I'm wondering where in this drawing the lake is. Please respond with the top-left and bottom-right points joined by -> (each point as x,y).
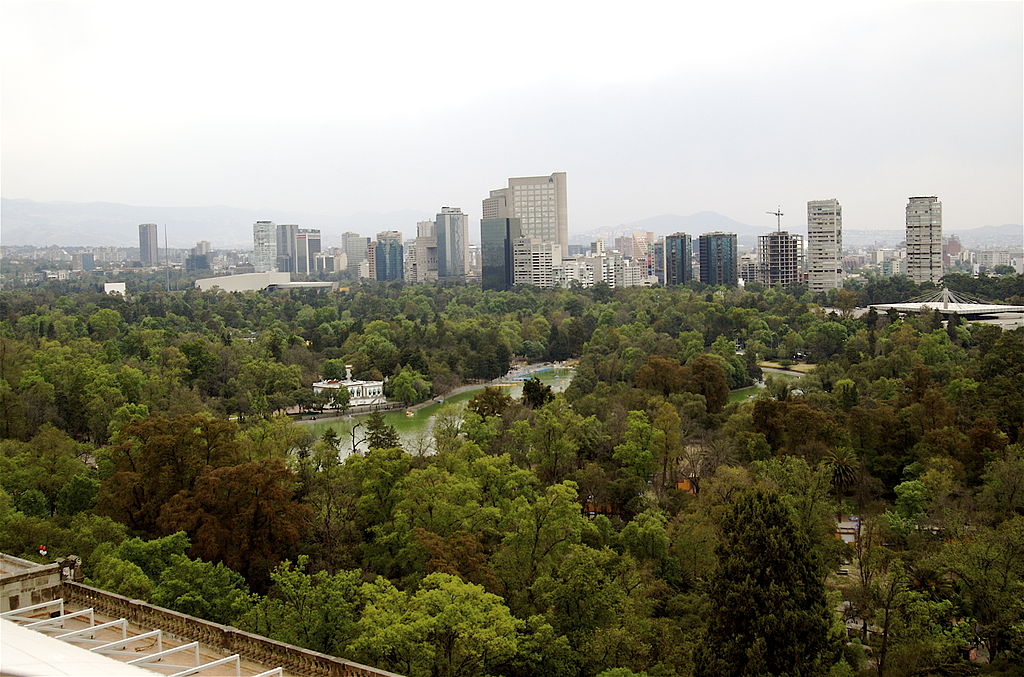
301,367 -> 575,455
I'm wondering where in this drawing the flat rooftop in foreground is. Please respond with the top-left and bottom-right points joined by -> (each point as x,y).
2,618 -> 154,676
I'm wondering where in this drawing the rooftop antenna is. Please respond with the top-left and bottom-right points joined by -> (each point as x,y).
767,206 -> 784,232
164,224 -> 171,292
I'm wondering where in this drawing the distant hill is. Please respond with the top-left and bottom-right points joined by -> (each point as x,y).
0,199 -> 432,248
574,212 -> 1022,250
572,211 -> 770,247
2,199 -> 1020,251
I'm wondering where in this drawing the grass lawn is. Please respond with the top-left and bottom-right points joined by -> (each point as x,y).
728,386 -> 761,403
757,360 -> 816,373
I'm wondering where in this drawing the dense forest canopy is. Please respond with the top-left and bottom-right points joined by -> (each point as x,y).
1,276 -> 1022,676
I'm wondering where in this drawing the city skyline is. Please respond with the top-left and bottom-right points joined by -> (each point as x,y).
2,2 -> 1021,235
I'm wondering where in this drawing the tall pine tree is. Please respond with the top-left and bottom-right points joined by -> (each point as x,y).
696,489 -> 840,676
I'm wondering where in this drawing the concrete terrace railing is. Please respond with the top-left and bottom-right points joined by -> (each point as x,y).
61,581 -> 404,677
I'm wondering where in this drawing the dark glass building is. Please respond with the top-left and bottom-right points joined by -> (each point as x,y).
375,232 -> 404,281
698,232 -> 738,286
664,232 -> 693,286
481,217 -> 522,290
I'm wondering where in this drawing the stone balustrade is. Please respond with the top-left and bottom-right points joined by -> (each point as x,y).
61,582 -> 403,677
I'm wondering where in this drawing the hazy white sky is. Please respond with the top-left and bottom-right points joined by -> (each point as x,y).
2,0 -> 1022,232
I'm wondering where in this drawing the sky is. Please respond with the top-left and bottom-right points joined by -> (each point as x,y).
2,0 -> 1022,234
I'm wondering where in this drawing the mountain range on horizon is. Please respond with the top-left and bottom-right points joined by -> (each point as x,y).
1,198 -> 1020,251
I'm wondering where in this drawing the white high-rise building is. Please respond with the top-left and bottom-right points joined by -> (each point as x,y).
512,238 -> 562,287
253,221 -> 277,272
807,199 -> 843,293
906,196 -> 943,284
486,172 -> 568,256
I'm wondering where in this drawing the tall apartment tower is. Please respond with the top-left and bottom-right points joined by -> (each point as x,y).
664,233 -> 693,286
906,196 -> 943,284
253,221 -> 277,272
807,199 -> 843,293
375,231 -> 404,282
697,232 -> 738,286
485,172 -> 568,256
436,207 -> 469,279
139,223 -> 158,266
758,232 -> 803,287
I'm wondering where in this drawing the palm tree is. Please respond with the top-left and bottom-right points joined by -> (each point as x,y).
824,446 -> 859,516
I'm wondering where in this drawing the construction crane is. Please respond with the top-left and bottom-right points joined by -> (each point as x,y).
767,206 -> 784,231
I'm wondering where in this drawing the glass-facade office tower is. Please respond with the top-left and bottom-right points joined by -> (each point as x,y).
664,233 -> 693,286
275,225 -> 321,274
906,196 -> 943,284
481,217 -> 523,290
436,207 -> 469,279
375,231 -> 404,281
697,232 -> 738,286
807,199 -> 843,293
139,223 -> 158,266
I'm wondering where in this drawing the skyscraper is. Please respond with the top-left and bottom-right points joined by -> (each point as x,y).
406,221 -> 439,283
664,233 -> 693,286
481,216 -> 523,290
293,229 -> 321,275
436,207 -> 469,279
807,199 -> 843,293
697,232 -> 738,286
485,172 -> 568,256
906,196 -> 943,284
139,223 -> 158,266
273,225 -> 321,274
375,231 -> 404,281
758,232 -> 803,287
341,232 -> 369,278
253,221 -> 277,272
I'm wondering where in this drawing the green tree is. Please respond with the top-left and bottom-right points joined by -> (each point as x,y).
152,554 -> 252,625
493,481 -> 586,615
522,376 -> 554,409
613,411 -> 658,481
365,411 -> 401,451
240,556 -> 364,656
390,367 -> 432,406
696,489 -> 840,676
352,572 -> 521,677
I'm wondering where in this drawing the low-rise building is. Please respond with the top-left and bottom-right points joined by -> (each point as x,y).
313,366 -> 386,407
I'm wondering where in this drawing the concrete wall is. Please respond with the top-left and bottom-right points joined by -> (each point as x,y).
195,271 -> 290,292
1,555 -> 62,613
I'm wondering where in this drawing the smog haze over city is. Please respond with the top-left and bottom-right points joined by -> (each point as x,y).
2,0 -> 1022,241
